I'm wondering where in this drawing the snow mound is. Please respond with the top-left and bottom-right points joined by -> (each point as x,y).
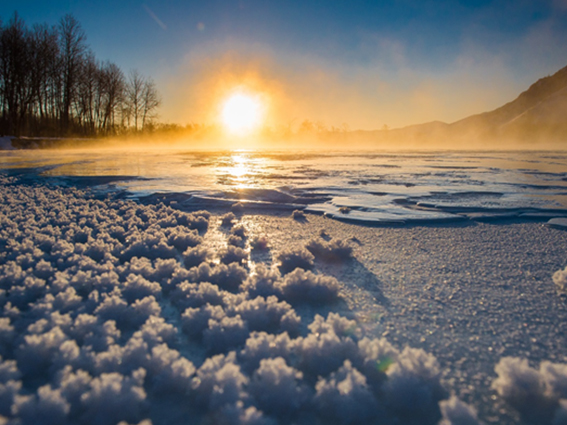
553,266 -> 567,293
439,396 -> 481,425
305,237 -> 354,262
276,247 -> 314,274
493,356 -> 567,424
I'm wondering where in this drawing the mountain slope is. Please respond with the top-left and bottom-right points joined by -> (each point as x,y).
448,65 -> 567,144
351,65 -> 567,148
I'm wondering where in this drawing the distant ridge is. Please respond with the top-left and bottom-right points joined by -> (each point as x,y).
351,64 -> 567,148
449,64 -> 567,143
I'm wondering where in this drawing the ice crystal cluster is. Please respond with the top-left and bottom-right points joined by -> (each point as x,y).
2,175 -> 564,425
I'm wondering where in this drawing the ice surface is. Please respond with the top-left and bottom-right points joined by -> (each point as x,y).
548,217 -> 567,229
1,150 -> 567,225
1,150 -> 567,424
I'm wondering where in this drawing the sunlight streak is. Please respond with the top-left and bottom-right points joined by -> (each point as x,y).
214,152 -> 271,190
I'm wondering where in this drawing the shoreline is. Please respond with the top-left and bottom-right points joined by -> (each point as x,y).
2,135 -> 567,152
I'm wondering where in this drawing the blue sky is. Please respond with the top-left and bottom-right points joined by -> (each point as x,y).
2,0 -> 567,129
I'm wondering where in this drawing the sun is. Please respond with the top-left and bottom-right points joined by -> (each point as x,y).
221,92 -> 264,136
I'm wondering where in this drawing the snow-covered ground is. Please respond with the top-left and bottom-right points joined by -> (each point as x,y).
1,173 -> 567,425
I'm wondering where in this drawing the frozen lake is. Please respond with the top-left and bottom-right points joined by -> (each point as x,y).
1,149 -> 567,425
1,149 -> 567,224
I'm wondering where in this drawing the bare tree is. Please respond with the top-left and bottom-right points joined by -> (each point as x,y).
28,23 -> 60,134
141,77 -> 160,130
59,14 -> 86,134
0,12 -> 33,136
99,61 -> 124,134
124,69 -> 145,131
76,51 -> 98,134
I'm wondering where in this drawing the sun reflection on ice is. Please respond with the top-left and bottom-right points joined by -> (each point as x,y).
230,154 -> 250,181
216,151 -> 269,191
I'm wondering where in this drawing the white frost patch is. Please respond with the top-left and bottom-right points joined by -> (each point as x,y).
553,266 -> 567,293
439,396 -> 481,425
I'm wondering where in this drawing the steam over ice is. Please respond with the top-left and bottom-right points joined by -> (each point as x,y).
0,174 -> 564,425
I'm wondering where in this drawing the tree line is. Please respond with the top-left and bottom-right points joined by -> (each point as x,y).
0,12 -> 160,137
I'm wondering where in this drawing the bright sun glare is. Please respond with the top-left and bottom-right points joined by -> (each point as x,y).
221,92 -> 263,135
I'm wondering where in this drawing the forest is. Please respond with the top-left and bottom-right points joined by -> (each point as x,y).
0,12 -> 160,138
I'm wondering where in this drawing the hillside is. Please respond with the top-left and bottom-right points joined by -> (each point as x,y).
449,64 -> 567,144
353,65 -> 567,148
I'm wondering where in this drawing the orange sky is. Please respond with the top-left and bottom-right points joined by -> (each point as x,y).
160,40 -> 552,131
